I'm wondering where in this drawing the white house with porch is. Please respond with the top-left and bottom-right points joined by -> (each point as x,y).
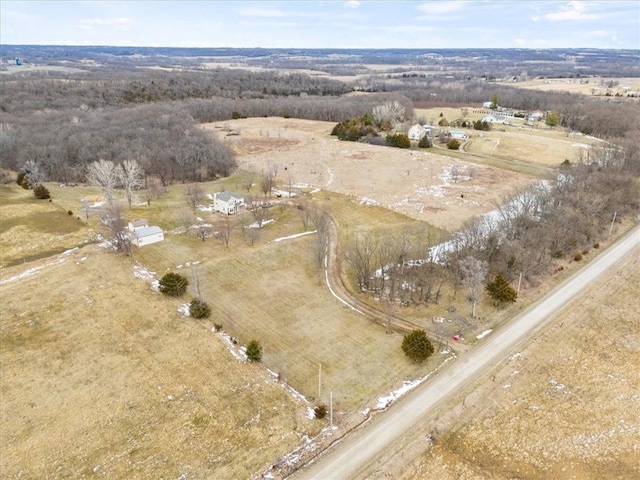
213,191 -> 246,215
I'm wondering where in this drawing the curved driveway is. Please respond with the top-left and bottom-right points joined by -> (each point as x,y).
295,224 -> 640,479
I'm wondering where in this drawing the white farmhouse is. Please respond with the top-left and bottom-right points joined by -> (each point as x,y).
131,226 -> 164,247
213,191 -> 246,215
407,123 -> 425,141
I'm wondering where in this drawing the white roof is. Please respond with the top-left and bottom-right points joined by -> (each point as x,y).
134,226 -> 163,238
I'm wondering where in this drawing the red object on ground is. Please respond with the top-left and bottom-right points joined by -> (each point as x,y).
452,335 -> 460,342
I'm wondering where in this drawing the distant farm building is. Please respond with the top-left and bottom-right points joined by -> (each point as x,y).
213,191 -> 246,215
450,130 -> 467,140
408,124 -> 426,141
527,110 -> 545,122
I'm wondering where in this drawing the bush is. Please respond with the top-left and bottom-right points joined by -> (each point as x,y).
213,323 -> 223,332
386,133 -> 410,149
16,172 -> 26,187
486,273 -> 517,304
20,176 -> 31,190
246,340 -> 262,362
447,139 -> 461,150
158,272 -> 189,297
401,329 -> 434,363
33,184 -> 51,199
67,210 -> 73,215
418,136 -> 432,148
314,404 -> 328,419
189,298 -> 211,319
574,252 -> 583,261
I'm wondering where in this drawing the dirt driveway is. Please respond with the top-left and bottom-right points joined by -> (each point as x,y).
202,118 -> 533,232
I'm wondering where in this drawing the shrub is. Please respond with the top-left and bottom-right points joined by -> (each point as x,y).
401,329 -> 434,363
33,184 -> 51,199
213,323 -> 223,332
314,404 -> 328,419
593,243 -> 600,249
67,210 -> 73,215
386,133 -> 410,149
16,172 -> 26,187
438,118 -> 449,126
486,273 -> 517,304
189,298 -> 211,319
418,136 -> 432,148
246,340 -> 262,362
20,176 -> 31,189
447,139 -> 461,150
158,272 -> 189,297
574,252 -> 583,261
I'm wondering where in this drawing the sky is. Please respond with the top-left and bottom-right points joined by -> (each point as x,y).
1,1 -> 639,49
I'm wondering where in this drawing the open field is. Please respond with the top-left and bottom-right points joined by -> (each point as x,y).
367,243 -> 640,480
0,245 -> 314,479
203,117 -> 536,232
497,77 -> 640,97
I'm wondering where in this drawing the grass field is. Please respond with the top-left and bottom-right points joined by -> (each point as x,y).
0,246 -> 312,479
387,245 -> 640,480
496,77 -> 640,97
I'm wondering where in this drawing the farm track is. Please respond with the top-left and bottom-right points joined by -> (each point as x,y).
433,140 -> 553,178
323,213 -> 465,353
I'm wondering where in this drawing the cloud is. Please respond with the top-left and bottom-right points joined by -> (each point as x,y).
78,17 -> 132,31
345,0 -> 361,8
416,1 -> 467,15
533,1 -> 597,22
237,7 -> 287,18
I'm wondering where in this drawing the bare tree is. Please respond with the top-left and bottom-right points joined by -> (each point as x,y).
22,158 -> 46,184
185,183 -> 204,210
459,256 -> 487,318
144,175 -> 165,206
372,101 -> 406,129
248,197 -> 269,229
214,215 -> 233,247
117,159 -> 145,208
87,159 -> 118,205
101,201 -> 131,255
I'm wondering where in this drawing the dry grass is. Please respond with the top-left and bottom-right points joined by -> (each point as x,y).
0,185 -> 93,268
395,246 -> 640,480
202,117 -> 534,232
0,246 -> 312,479
496,77 -> 640,97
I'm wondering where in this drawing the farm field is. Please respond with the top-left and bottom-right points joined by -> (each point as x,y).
367,244 -> 640,480
0,245 -> 313,479
203,117 -> 536,232
496,77 -> 640,97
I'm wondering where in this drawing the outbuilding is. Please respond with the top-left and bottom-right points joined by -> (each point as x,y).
131,226 -> 164,247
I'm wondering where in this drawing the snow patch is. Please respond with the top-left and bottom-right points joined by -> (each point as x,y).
476,329 -> 493,339
271,230 -> 317,243
0,248 -> 78,285
178,304 -> 191,317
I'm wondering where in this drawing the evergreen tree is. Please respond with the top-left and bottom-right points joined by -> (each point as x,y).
246,340 -> 262,362
486,273 -> 517,304
33,184 -> 51,199
158,272 -> 189,297
401,329 -> 434,363
189,298 -> 211,319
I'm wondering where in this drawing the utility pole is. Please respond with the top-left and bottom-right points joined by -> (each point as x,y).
517,272 -> 523,294
330,391 -> 333,428
608,211 -> 617,238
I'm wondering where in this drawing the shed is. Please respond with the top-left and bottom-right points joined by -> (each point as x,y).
450,130 -> 467,140
131,226 -> 164,247
128,218 -> 148,232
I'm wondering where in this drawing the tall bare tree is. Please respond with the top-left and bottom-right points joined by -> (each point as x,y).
87,159 -> 118,205
117,159 -> 145,207
101,201 -> 131,255
144,175 -> 165,206
459,256 -> 487,318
